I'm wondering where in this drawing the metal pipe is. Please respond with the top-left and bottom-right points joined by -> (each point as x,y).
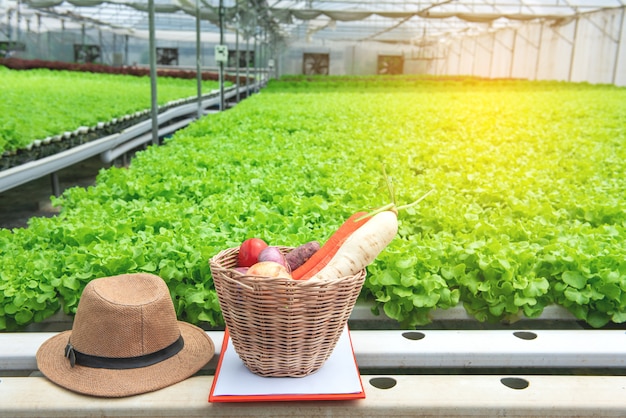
235,7 -> 240,103
81,23 -> 85,51
101,118 -> 194,163
534,23 -> 544,81
124,34 -> 129,66
457,39 -> 463,75
50,172 -> 60,197
509,28 -> 517,78
246,34 -> 250,95
219,0 -> 225,111
148,0 -> 159,145
488,33 -> 495,78
568,16 -> 580,82
612,7 -> 625,85
16,0 -> 21,43
7,9 -> 12,42
196,0 -> 202,119
98,29 -> 103,64
254,30 -> 259,90
472,37 -> 478,76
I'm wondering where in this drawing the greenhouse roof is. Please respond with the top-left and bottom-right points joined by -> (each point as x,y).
3,0 -> 625,44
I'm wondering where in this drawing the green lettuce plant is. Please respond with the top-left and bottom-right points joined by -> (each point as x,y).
1,76 -> 625,330
0,66 -> 222,154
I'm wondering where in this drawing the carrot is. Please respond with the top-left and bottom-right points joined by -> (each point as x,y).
291,211 -> 372,280
295,188 -> 435,281
310,210 -> 399,281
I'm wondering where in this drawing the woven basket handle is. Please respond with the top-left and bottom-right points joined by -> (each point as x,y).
219,271 -> 255,291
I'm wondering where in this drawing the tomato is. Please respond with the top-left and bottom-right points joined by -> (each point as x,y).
237,238 -> 269,267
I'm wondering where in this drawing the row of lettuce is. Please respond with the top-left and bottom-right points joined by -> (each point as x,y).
0,66 -> 222,155
1,76 -> 625,330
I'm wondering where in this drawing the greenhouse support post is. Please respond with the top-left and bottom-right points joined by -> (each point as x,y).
568,16 -> 580,82
235,15 -> 240,103
124,34 -> 129,66
612,6 -> 625,85
254,30 -> 259,91
6,8 -> 11,42
253,13 -> 259,89
149,0 -> 158,145
16,0 -> 21,43
219,0 -> 225,111
488,32 -> 495,78
350,45 -> 355,75
534,23 -> 544,81
98,30 -> 102,64
265,28 -> 269,81
472,37 -> 478,76
195,0 -> 202,119
246,35 -> 250,95
262,27 -> 267,81
252,13 -> 259,93
251,33 -> 255,88
457,40 -> 463,75
81,24 -> 85,50
509,28 -> 517,78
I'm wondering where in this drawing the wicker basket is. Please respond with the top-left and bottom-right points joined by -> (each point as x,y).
209,246 -> 366,377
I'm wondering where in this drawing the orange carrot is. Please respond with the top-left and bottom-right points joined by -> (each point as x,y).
292,188 -> 435,281
311,210 -> 398,281
291,211 -> 372,280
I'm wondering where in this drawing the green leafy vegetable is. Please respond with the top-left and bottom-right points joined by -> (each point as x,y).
0,66 -> 222,154
1,76 -> 625,329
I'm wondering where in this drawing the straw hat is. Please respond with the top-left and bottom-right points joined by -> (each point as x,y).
36,273 -> 215,397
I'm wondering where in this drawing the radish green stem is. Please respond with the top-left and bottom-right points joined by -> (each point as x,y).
396,189 -> 435,211
354,189 -> 435,222
354,203 -> 395,221
382,164 -> 396,206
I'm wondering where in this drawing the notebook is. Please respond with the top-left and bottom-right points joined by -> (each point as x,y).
209,325 -> 365,402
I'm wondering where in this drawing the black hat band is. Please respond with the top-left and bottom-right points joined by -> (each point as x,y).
64,335 -> 184,369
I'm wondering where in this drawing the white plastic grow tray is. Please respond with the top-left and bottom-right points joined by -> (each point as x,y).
2,299 -> 625,417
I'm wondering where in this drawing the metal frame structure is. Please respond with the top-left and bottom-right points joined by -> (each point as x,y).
2,1 -> 624,84
2,1 -> 625,45
0,82 -> 264,194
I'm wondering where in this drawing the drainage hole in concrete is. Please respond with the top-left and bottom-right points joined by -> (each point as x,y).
402,331 -> 426,341
500,377 -> 529,390
369,377 -> 397,390
513,331 -> 537,340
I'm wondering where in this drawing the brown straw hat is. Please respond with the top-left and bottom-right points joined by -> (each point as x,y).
36,273 -> 214,397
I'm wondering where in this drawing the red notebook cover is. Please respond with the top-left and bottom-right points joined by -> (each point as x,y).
209,326 -> 366,403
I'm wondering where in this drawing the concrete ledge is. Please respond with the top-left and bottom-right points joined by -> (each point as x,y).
2,328 -> 626,416
3,329 -> 625,372
1,375 -> 625,417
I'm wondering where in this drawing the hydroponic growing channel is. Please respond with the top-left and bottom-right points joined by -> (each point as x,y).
0,66 -> 224,156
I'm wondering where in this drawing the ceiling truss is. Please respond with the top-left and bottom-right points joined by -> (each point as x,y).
1,0 -> 624,45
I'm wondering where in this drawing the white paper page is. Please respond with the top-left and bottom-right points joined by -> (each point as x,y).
212,327 -> 362,396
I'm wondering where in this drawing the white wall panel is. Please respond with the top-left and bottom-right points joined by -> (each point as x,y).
535,20 -> 571,82
445,42 -> 462,76
571,8 -> 624,84
491,29 -> 514,78
472,35 -> 494,77
430,8 -> 625,86
510,24 -> 541,80
458,37 -> 477,75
